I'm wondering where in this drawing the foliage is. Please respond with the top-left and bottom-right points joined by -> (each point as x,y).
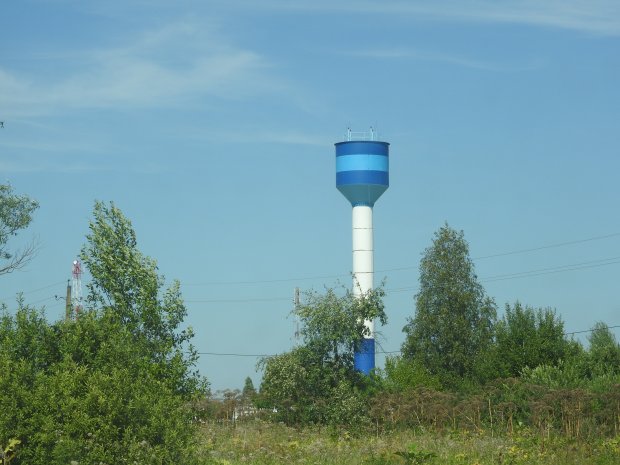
369,376 -> 620,440
295,286 -> 387,367
258,286 -> 386,428
488,302 -> 570,379
383,356 -> 442,392
242,376 -> 257,406
194,420 -> 620,464
260,347 -> 365,428
0,184 -> 39,275
0,201 -> 207,464
394,444 -> 436,465
1,439 -> 20,464
587,322 -> 620,378
81,201 -> 195,363
402,224 -> 496,387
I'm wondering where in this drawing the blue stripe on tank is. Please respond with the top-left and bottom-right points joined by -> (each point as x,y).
335,141 -> 389,157
336,154 -> 388,173
354,338 -> 375,375
336,170 -> 389,186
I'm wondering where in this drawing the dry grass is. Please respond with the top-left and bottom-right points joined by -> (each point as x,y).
195,420 -> 620,465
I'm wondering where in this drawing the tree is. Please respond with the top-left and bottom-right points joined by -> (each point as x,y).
0,201 -> 208,464
382,356 -> 441,392
295,286 -> 387,369
259,286 -> 386,427
401,224 -> 496,387
80,201 -> 196,376
491,302 -> 569,378
0,184 -> 38,275
242,376 -> 256,402
587,322 -> 620,377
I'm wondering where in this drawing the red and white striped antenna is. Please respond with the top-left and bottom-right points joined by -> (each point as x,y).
71,259 -> 83,316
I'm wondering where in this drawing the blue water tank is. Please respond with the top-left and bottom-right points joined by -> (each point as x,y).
335,140 -> 389,207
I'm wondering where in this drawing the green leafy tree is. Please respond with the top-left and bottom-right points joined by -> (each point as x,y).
490,302 -> 568,378
383,356 -> 441,392
587,322 -> 620,377
401,224 -> 496,387
259,286 -> 386,427
0,201 -> 208,464
81,202 -> 191,352
0,184 -> 38,275
242,376 -> 257,403
295,286 -> 387,369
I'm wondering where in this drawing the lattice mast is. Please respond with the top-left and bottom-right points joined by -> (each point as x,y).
71,259 -> 83,317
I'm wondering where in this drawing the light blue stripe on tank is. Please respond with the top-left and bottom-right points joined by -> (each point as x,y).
336,154 -> 388,173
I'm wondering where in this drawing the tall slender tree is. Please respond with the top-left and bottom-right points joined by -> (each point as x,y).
402,224 -> 496,387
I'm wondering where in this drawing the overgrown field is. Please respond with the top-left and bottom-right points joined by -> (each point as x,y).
197,420 -> 620,465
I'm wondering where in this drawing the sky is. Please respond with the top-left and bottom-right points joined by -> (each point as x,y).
1,0 -> 619,392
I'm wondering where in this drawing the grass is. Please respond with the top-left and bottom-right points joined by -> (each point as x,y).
195,420 -> 620,465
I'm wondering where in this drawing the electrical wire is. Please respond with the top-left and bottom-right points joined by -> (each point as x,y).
7,231 -> 620,300
183,231 -> 620,285
378,256 -> 620,295
0,280 -> 66,302
195,325 -> 620,358
16,255 -> 620,307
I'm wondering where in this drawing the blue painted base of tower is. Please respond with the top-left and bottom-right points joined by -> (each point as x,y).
354,338 -> 375,375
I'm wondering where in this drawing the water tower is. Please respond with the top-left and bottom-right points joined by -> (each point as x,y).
335,128 -> 389,375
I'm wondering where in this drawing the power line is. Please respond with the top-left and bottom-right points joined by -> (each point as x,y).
483,256 -> 620,283
182,231 -> 620,286
20,255 -> 619,307
197,352 -> 273,357
7,231 -> 620,298
195,324 -> 620,358
474,232 -> 620,260
185,297 -> 291,304
0,280 -> 66,302
381,255 -> 620,295
565,324 -> 620,336
184,273 -> 347,286
6,231 -> 620,307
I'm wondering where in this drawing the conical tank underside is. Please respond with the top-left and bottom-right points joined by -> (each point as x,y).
335,140 -> 389,207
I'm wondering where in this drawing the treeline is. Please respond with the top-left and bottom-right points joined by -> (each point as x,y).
247,225 -> 620,438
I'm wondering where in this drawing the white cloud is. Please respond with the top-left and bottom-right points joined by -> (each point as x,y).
239,0 -> 620,36
0,21 -> 271,117
343,48 -> 544,72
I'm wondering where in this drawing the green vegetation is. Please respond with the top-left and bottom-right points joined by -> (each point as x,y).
194,420 -> 619,465
0,201 -> 208,464
0,184 -> 39,275
401,224 -> 496,388
258,286 -> 386,428
1,195 -> 618,464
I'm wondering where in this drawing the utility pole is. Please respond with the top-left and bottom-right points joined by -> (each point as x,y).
293,287 -> 300,345
65,280 -> 72,320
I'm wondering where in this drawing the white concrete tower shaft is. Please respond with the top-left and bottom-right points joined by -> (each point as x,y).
352,205 -> 374,335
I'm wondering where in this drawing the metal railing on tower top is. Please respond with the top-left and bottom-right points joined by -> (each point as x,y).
346,127 -> 377,141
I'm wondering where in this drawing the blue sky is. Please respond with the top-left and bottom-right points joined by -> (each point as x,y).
1,0 -> 619,391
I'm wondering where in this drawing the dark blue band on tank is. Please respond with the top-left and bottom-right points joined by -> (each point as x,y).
336,184 -> 388,206
335,141 -> 389,157
354,338 -> 375,375
336,170 -> 389,186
